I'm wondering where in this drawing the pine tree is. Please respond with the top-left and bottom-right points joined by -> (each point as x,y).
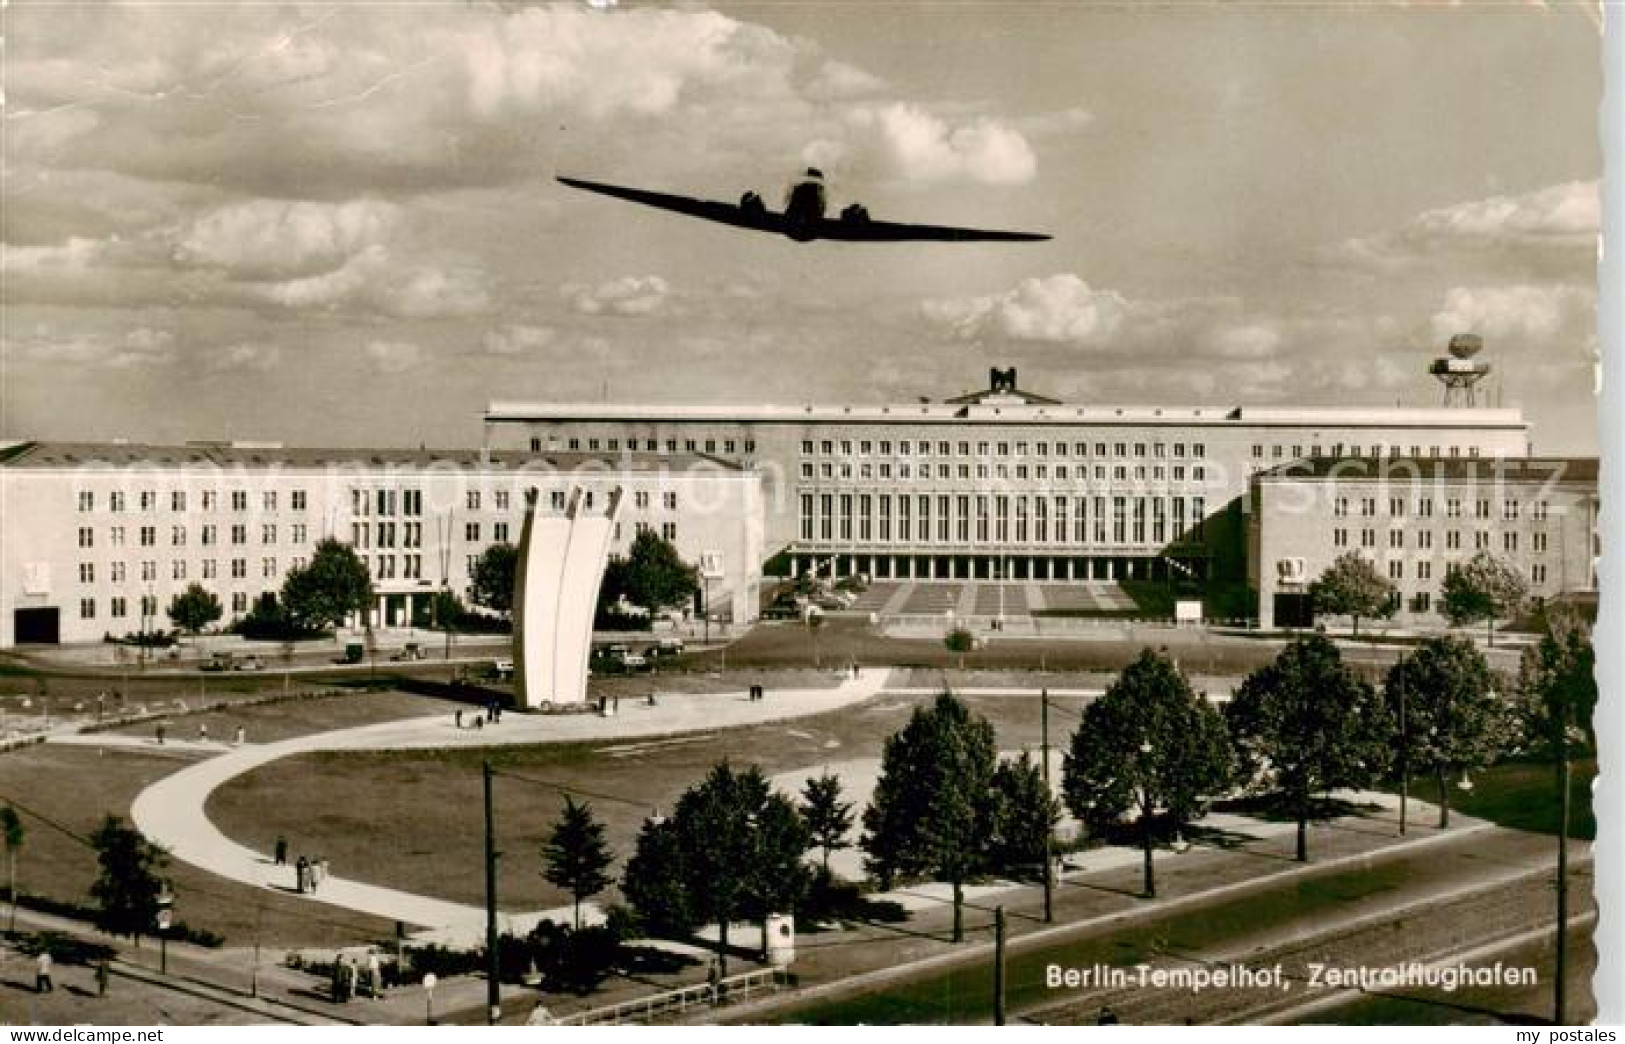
541,797 -> 615,930
800,771 -> 855,874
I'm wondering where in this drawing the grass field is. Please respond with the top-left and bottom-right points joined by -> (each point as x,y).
1382,757 -> 1597,840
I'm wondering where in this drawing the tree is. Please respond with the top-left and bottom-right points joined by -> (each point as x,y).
469,543 -> 520,617
1386,635 -> 1514,828
1064,650 -> 1232,896
237,592 -> 290,640
944,627 -> 975,669
622,815 -> 693,937
1226,635 -> 1392,862
608,530 -> 699,614
800,771 -> 855,874
542,797 -> 615,931
861,691 -> 997,941
166,583 -> 223,635
624,763 -> 809,976
280,539 -> 373,634
1441,550 -> 1528,647
89,816 -> 168,946
2,805 -> 23,933
987,752 -> 1062,882
1308,552 -> 1396,636
1516,606 -> 1597,757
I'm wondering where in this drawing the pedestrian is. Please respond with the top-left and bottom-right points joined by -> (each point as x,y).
35,951 -> 53,993
274,835 -> 288,865
234,725 -> 246,746
330,958 -> 345,1003
455,709 -> 463,729
706,958 -> 720,1003
198,722 -> 209,743
155,723 -> 166,745
296,855 -> 309,894
613,694 -> 620,714
95,960 -> 109,998
366,950 -> 383,999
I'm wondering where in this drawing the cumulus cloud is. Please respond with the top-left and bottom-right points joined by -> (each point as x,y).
363,339 -> 423,374
810,103 -> 1037,185
176,200 -> 399,279
482,324 -> 556,355
255,245 -> 487,317
923,274 -> 1127,344
562,275 -> 671,317
1430,284 -> 1595,345
208,343 -> 284,372
8,326 -> 177,370
1337,180 -> 1598,273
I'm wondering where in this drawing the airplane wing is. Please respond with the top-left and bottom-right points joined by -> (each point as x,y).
556,177 -> 787,235
810,215 -> 1050,242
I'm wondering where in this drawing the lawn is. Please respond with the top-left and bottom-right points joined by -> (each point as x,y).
99,689 -> 455,744
0,745 -> 394,947
207,686 -> 1068,916
1382,757 -> 1597,840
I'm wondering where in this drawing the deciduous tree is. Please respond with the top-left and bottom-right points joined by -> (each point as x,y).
1386,635 -> 1514,828
800,772 -> 855,875
1064,649 -> 1231,896
862,692 -> 997,941
987,752 -> 1061,882
2,805 -> 23,932
280,539 -> 372,634
166,583 -> 223,635
1441,551 -> 1528,647
469,543 -> 519,616
1227,635 -> 1392,861
1308,552 -> 1396,636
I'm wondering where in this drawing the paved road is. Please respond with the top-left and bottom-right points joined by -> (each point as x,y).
752,824 -> 1583,1026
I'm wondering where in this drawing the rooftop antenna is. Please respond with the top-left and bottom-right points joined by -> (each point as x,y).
1429,333 -> 1491,407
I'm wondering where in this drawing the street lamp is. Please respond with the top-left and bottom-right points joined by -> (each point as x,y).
155,882 -> 175,974
1137,740 -> 1156,898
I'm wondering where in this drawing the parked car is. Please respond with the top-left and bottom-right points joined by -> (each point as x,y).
493,658 -> 514,679
343,642 -> 365,664
620,651 -> 650,670
392,642 -> 424,662
234,654 -> 264,671
645,637 -> 685,658
201,653 -> 233,672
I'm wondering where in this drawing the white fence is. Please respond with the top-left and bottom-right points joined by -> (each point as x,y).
549,967 -> 791,1026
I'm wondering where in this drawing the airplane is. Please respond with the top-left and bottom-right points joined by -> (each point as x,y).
556,169 -> 1051,243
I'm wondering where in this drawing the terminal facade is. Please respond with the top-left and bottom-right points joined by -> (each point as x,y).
0,443 -> 762,647
1249,456 -> 1599,630
484,368 -> 1532,599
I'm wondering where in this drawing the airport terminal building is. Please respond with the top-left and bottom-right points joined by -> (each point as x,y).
0,443 -> 762,647
484,369 -> 1532,596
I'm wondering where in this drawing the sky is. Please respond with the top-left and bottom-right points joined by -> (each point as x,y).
0,1 -> 1604,454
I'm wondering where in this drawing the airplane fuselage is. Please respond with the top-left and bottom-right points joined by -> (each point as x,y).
782,178 -> 828,242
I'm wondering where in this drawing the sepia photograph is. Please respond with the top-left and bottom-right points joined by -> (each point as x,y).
0,0 -> 1611,1029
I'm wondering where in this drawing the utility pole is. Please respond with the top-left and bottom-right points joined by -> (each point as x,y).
1397,661 -> 1408,836
993,905 -> 1007,1026
1556,703 -> 1571,1025
1040,689 -> 1053,923
483,761 -> 501,1025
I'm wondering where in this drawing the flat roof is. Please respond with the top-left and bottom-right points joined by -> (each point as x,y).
0,442 -> 748,475
485,400 -> 1528,430
1254,456 -> 1597,484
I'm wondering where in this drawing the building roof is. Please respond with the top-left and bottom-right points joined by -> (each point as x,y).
485,401 -> 1529,430
1254,455 -> 1598,485
0,441 -> 749,475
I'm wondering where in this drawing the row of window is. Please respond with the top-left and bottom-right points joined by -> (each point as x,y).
77,490 -> 310,513
1332,497 -> 1552,520
1331,528 -> 1549,553
547,436 -> 757,455
77,554 -> 309,587
76,524 -> 310,549
349,488 -> 681,516
797,493 -> 1206,547
802,438 -> 1208,460
80,587 -> 274,619
801,461 -> 1207,484
1253,444 -> 1481,461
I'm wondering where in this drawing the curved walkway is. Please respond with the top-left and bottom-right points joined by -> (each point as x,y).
66,672 -> 891,946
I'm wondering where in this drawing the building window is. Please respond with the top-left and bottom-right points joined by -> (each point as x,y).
232,491 -> 247,511
802,440 -> 814,455
1388,560 -> 1404,580
1532,563 -> 1547,584
662,522 -> 677,541
139,491 -> 155,511
1417,560 -> 1432,580
1417,530 -> 1433,549
80,598 -> 96,620
1447,499 -> 1461,518
1333,528 -> 1348,547
172,525 -> 186,546
140,526 -> 156,547
202,560 -> 215,579
664,492 -> 678,510
467,491 -> 482,510
1533,532 -> 1547,553
79,562 -> 95,583
1503,532 -> 1518,552
292,490 -> 307,511
1533,500 -> 1549,521
233,592 -> 248,613
111,597 -> 127,619
1361,528 -> 1376,548
1446,530 -> 1461,549
110,492 -> 125,512
550,491 -> 566,510
231,524 -> 246,545
78,527 -> 94,548
262,492 -> 276,511
1503,501 -> 1520,521
171,491 -> 187,512
1389,497 -> 1405,516
78,491 -> 94,512
174,561 -> 187,580
1475,499 -> 1490,519
1475,531 -> 1490,550
1389,530 -> 1404,549
263,524 -> 276,544
466,522 -> 481,542
1415,591 -> 1432,612
231,559 -> 247,578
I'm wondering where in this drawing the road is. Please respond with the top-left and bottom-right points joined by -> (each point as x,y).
756,825 -> 1588,1026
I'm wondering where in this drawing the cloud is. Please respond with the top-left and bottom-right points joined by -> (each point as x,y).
1430,283 -> 1595,345
176,200 -> 399,279
254,245 -> 487,317
363,339 -> 423,374
811,103 -> 1037,185
7,326 -> 177,370
562,275 -> 671,317
208,343 -> 284,372
923,274 -> 1127,344
1336,180 -> 1598,274
482,324 -> 556,355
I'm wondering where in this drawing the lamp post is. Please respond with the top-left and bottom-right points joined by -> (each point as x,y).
1137,740 -> 1155,898
155,883 -> 175,974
